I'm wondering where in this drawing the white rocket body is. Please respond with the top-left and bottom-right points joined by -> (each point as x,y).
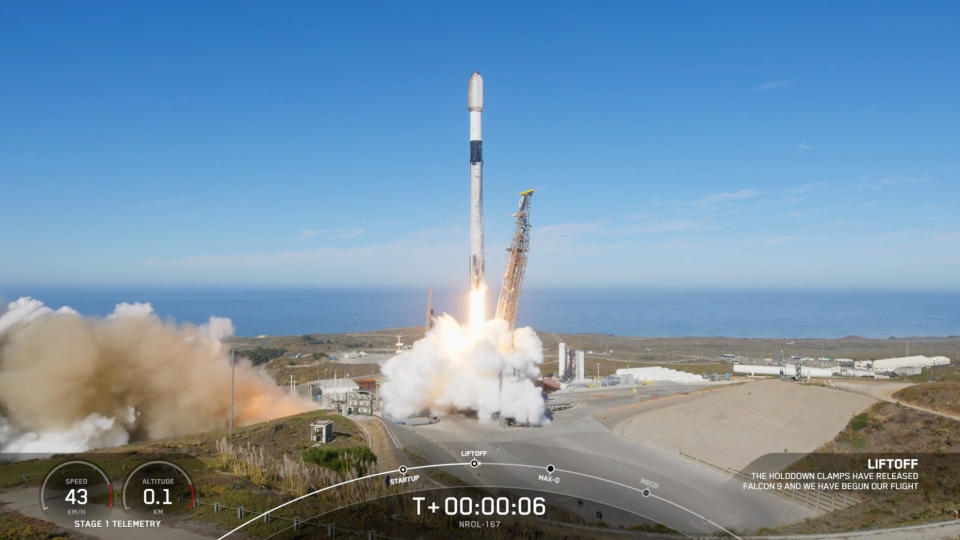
468,72 -> 485,290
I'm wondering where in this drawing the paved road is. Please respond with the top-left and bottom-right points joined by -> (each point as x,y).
0,485 -> 216,540
382,382 -> 817,536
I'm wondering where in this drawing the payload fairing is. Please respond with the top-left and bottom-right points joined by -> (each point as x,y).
468,72 -> 485,290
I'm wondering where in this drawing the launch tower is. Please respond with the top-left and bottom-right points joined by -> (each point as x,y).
495,189 -> 534,329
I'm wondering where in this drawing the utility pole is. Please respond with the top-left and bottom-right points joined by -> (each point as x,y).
229,349 -> 235,438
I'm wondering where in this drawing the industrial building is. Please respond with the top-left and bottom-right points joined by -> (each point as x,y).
870,355 -> 951,373
734,364 -> 834,378
557,342 -> 585,381
354,377 -> 377,393
734,354 -> 952,380
306,378 -> 360,407
341,390 -> 376,416
615,366 -> 707,384
310,419 -> 333,445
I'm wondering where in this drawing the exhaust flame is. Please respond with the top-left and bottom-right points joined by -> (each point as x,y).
468,285 -> 487,337
0,297 -> 316,454
380,311 -> 548,426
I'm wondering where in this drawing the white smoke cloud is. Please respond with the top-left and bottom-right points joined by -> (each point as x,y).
107,301 -> 155,320
0,297 -> 315,455
0,413 -> 131,454
380,314 -> 549,426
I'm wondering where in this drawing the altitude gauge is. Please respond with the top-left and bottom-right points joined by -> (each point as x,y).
40,460 -> 113,520
122,460 -> 195,516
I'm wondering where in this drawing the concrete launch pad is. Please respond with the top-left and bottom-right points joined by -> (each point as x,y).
613,379 -> 875,470
378,380 -> 831,534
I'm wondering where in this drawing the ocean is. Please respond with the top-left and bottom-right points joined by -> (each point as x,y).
1,286 -> 958,339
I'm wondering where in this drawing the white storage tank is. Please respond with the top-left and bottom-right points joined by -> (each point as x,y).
734,364 -> 786,377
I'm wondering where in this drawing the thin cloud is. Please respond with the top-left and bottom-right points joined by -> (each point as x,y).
808,219 -> 847,230
874,176 -> 926,186
847,175 -> 930,191
783,181 -> 825,203
147,226 -> 460,279
694,189 -> 761,207
785,182 -> 824,194
535,218 -> 697,252
634,220 -> 698,233
646,188 -> 762,209
760,236 -> 797,246
297,228 -> 365,240
535,221 -> 605,239
752,80 -> 794,92
797,143 -> 813,151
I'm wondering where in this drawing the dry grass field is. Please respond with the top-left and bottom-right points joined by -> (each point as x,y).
894,383 -> 960,416
772,401 -> 960,535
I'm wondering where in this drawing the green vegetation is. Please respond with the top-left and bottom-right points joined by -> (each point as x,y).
228,327 -> 958,383
850,412 -> 869,431
826,403 -> 960,453
0,410 -> 386,539
849,434 -> 867,449
901,364 -> 960,383
893,382 -> 960,415
0,453 -> 149,490
773,402 -> 960,535
238,346 -> 285,366
216,438 -> 269,486
302,445 -> 377,476
0,511 -> 81,540
300,334 -> 334,345
535,333 -> 960,366
628,522 -> 677,534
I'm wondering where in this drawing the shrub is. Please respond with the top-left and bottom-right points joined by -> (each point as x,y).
850,413 -> 869,431
215,438 -> 269,486
239,347 -> 285,366
277,454 -> 313,495
302,446 -> 377,477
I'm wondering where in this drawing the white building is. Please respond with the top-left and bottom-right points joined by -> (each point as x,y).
733,364 -> 834,378
615,366 -> 704,383
871,355 -> 950,373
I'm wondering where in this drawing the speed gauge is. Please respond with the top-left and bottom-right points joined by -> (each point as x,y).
40,460 -> 113,520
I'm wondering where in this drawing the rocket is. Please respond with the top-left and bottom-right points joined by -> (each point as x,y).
468,72 -> 485,290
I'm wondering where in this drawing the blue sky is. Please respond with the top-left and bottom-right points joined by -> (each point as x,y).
1,2 -> 958,289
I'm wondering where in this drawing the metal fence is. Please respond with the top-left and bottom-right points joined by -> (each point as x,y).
192,496 -> 405,540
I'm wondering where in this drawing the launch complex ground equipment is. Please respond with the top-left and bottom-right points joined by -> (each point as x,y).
495,189 -> 534,329
425,287 -> 434,332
